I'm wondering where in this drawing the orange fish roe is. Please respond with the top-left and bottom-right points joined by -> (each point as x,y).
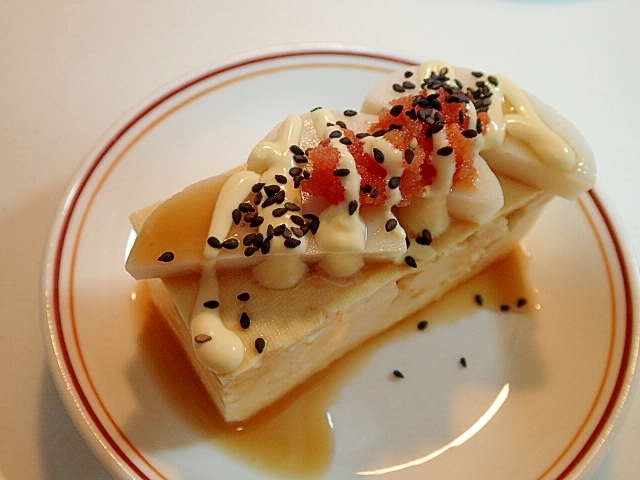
341,130 -> 388,206
301,140 -> 345,205
302,68 -> 491,208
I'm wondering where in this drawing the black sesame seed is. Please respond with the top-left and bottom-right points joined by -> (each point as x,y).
275,174 -> 287,184
251,182 -> 265,193
284,201 -> 301,212
303,213 -> 320,234
281,226 -> 292,238
243,233 -> 257,246
339,137 -> 353,146
385,218 -> 398,232
252,233 -> 264,247
392,83 -> 405,93
243,212 -> 258,223
517,298 -> 528,308
487,75 -> 499,86
289,145 -> 305,156
417,320 -> 429,330
261,195 -> 276,208
231,209 -> 242,225
273,224 -> 286,236
403,81 -> 416,90
416,107 -> 431,122
500,304 -> 511,312
240,312 -> 251,329
474,294 -> 484,306
389,123 -> 403,131
290,214 -> 305,226
348,199 -> 358,216
261,239 -> 271,254
293,154 -> 308,164
471,71 -> 483,78
404,256 -> 418,268
221,238 -> 239,249
244,246 -> 258,257
249,216 -> 265,228
291,226 -> 305,238
238,202 -> 255,213
203,300 -> 220,309
404,70 -> 414,78
429,98 -> 442,111
430,123 -> 445,134
333,168 -> 350,177
370,188 -> 380,199
264,184 -> 281,197
284,237 -> 301,248
237,292 -> 250,301
446,93 -> 469,103
462,129 -> 478,139
343,109 -> 358,117
255,337 -> 266,354
416,228 -> 432,246
272,207 -> 288,217
207,236 -> 222,249
393,370 -> 404,379
476,117 -> 483,134
390,104 -> 404,117
360,184 -> 373,194
388,176 -> 401,189
355,132 -> 370,139
253,191 -> 263,205
274,189 -> 286,204
460,357 -> 467,368
157,251 -> 175,262
329,130 -> 342,139
405,108 -> 418,120
404,148 -> 414,164
194,334 -> 212,344
373,148 -> 385,164
289,167 -> 303,177
372,129 -> 386,137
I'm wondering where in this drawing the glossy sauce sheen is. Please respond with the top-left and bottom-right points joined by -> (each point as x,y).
134,247 -> 536,478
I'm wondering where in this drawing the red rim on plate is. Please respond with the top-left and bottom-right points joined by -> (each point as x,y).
43,47 -> 639,480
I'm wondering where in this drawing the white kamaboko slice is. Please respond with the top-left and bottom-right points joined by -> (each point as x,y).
481,94 -> 596,200
447,154 -> 505,224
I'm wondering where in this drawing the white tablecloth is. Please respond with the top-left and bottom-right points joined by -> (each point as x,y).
1,1 -> 638,478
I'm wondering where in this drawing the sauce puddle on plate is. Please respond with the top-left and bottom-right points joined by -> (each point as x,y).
134,246 -> 536,478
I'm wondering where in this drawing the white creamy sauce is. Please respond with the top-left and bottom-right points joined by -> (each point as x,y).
191,170 -> 259,373
248,114 -> 309,289
482,75 -> 576,170
312,109 -> 367,277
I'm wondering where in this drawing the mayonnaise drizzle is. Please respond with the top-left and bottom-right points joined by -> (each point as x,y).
248,114 -> 309,288
482,75 -> 576,171
191,170 -> 260,373
312,109 -> 368,276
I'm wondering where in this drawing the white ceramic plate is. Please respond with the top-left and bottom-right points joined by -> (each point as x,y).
43,47 -> 639,480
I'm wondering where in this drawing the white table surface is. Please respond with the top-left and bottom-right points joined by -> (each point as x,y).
1,1 -> 639,479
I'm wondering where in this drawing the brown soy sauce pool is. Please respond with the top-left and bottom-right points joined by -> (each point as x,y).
135,247 -> 536,478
